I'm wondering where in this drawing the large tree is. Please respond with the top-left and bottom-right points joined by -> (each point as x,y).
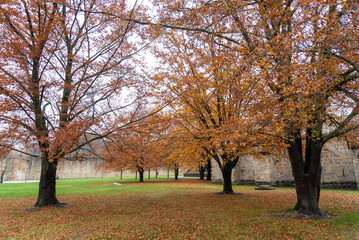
222,0 -> 359,215
0,0 -> 146,206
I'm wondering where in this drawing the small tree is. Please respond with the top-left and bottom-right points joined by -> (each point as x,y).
199,152 -> 212,181
102,114 -> 166,182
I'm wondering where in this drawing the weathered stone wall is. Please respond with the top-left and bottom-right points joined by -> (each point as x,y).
321,141 -> 358,188
3,139 -> 358,189
1,152 -> 35,181
212,140 -> 359,189
1,152 -> 181,181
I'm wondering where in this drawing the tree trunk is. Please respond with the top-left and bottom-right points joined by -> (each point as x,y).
211,152 -> 238,194
0,171 -> 4,183
138,166 -> 144,182
221,166 -> 234,194
35,157 -> 60,207
139,171 -> 144,182
287,129 -> 323,216
148,170 -> 150,179
174,167 -> 179,180
206,159 -> 212,181
199,165 -> 205,180
0,160 -> 6,183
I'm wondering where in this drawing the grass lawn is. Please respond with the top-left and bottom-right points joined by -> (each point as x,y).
0,178 -> 358,239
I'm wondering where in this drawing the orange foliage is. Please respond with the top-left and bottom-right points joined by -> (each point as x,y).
151,0 -> 358,213
101,113 -> 168,179
151,22 -> 273,192
0,0 -> 148,205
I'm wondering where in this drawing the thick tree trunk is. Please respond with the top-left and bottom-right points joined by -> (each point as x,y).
206,159 -> 212,181
138,167 -> 144,182
221,167 -> 234,193
139,171 -> 144,182
211,152 -> 238,194
199,165 -> 205,180
35,157 -> 60,207
287,129 -> 323,216
174,167 -> 179,180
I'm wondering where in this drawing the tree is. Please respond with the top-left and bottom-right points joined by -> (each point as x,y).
101,112 -> 166,182
199,151 -> 212,181
0,0 -> 146,206
158,132 -> 201,180
152,28 -> 269,193
198,158 -> 206,180
224,0 -> 358,215
159,135 -> 210,181
280,1 -> 358,215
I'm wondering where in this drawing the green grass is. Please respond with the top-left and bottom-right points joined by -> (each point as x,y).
0,175 -> 179,198
0,178 -> 358,239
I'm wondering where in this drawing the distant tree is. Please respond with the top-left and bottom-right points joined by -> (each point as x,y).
198,152 -> 212,181
101,113 -> 166,182
198,164 -> 206,180
158,135 -> 199,180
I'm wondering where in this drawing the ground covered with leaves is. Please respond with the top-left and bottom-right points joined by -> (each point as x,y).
0,179 -> 358,239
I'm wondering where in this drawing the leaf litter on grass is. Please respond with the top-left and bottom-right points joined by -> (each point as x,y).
0,180 -> 357,239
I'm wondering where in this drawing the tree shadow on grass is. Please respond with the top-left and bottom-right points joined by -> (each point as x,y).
24,203 -> 71,212
214,192 -> 244,196
271,209 -> 336,220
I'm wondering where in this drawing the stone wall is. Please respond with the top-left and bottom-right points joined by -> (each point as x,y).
1,152 -> 181,181
212,140 -> 359,189
3,139 -> 358,189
